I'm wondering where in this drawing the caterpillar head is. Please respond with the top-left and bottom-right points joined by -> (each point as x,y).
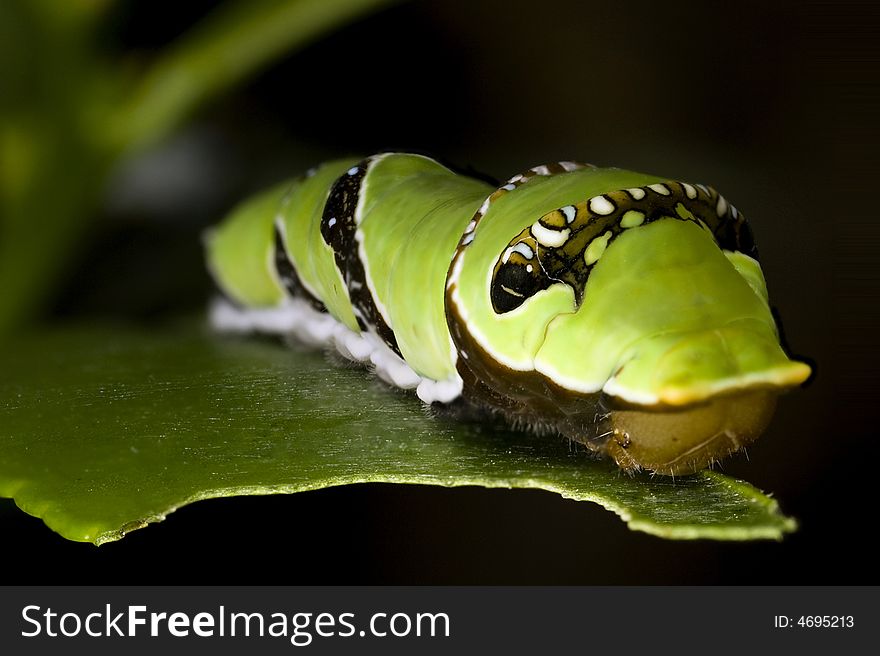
446,165 -> 811,475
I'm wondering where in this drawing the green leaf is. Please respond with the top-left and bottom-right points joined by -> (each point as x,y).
0,321 -> 796,544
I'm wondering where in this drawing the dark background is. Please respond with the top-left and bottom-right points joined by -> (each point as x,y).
2,0 -> 877,584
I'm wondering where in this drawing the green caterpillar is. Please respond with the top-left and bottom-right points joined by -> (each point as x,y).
204,152 -> 811,475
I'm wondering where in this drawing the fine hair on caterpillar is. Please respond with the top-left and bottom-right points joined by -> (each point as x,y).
205,152 -> 811,475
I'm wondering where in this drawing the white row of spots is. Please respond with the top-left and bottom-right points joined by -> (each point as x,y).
560,205 -> 577,223
716,195 -> 728,216
209,297 -> 464,403
448,161 -> 588,294
682,182 -> 697,199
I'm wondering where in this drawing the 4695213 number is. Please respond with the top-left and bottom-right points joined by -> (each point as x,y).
775,616 -> 854,628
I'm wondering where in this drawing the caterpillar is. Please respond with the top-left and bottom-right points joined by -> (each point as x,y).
204,152 -> 811,475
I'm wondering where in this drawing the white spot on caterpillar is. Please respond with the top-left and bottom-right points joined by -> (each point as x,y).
696,183 -> 710,195
532,165 -> 551,175
589,195 -> 615,215
417,376 -> 464,404
626,187 -> 646,200
620,210 -> 645,228
584,230 -> 612,265
526,264 -> 533,272
648,183 -> 671,196
337,329 -> 372,361
501,183 -> 516,191
560,205 -> 577,223
510,174 -> 525,182
503,242 -> 535,263
370,341 -> 421,389
328,217 -> 337,228
464,220 -> 476,233
347,166 -> 359,176
462,233 -> 475,246
682,182 -> 698,199
716,195 -> 728,216
731,205 -> 739,220
531,222 -> 570,247
560,161 -> 581,171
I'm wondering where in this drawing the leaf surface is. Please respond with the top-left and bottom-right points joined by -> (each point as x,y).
0,322 -> 796,543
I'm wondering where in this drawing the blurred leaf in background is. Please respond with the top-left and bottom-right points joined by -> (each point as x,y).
0,0 -> 397,339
